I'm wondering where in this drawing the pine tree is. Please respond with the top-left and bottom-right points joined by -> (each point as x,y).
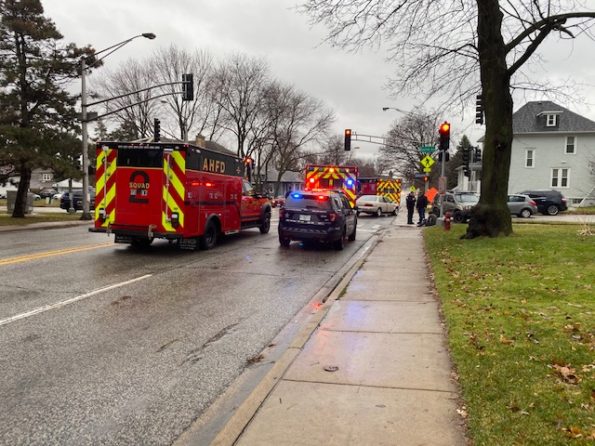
0,0 -> 95,217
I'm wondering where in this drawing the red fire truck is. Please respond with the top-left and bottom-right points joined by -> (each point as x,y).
90,141 -> 272,250
358,177 -> 402,208
303,165 -> 359,207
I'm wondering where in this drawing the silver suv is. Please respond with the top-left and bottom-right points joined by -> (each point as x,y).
431,192 -> 479,223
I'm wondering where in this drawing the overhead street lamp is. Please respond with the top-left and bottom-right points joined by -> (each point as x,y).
382,106 -> 411,114
79,33 -> 156,220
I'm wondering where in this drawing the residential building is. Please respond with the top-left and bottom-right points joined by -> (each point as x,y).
509,101 -> 595,206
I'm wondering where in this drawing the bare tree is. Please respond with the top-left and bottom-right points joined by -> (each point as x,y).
301,0 -> 595,237
265,81 -> 334,195
151,45 -> 224,141
93,58 -> 158,140
379,111 -> 440,184
211,54 -> 271,158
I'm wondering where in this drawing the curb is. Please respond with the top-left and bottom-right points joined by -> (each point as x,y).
0,220 -> 92,233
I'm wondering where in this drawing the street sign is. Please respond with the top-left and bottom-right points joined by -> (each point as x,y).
420,155 -> 435,169
419,145 -> 435,154
423,166 -> 432,173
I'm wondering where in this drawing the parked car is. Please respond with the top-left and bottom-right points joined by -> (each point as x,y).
431,192 -> 480,223
60,190 -> 95,211
518,190 -> 568,215
278,190 -> 357,250
507,194 -> 538,218
52,192 -> 64,200
37,188 -> 57,199
355,194 -> 398,217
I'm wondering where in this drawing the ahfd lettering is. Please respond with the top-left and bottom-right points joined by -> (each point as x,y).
202,158 -> 226,174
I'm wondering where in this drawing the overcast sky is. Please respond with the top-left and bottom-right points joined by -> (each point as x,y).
43,0 -> 595,159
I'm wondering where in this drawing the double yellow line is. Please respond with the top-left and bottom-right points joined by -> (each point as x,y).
0,242 -> 113,267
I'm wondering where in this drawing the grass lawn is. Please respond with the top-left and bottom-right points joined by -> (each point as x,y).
425,224 -> 594,446
569,206 -> 595,215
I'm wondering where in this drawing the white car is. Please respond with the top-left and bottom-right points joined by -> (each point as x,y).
52,192 -> 64,200
356,195 -> 398,217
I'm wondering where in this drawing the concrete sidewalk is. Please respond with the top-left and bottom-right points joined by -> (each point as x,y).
211,211 -> 467,446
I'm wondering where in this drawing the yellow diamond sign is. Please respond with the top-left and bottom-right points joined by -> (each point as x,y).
420,155 -> 435,169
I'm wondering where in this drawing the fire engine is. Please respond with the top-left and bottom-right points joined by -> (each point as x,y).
303,164 -> 359,207
90,141 -> 272,250
358,177 -> 402,208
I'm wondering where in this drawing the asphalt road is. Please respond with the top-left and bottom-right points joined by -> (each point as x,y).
0,211 -> 392,446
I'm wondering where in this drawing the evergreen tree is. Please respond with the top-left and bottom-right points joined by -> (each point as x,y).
0,0 -> 95,217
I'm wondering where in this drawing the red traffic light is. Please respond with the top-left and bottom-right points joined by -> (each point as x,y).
423,175 -> 429,182
344,128 -> 352,151
439,122 -> 450,135
438,121 -> 451,151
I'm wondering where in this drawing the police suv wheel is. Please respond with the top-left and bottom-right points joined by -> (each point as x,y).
279,234 -> 290,248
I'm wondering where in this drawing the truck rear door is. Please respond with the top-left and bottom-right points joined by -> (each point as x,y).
113,146 -> 186,235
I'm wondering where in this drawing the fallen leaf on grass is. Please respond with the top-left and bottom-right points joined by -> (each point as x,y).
499,334 -> 515,345
456,406 -> 468,418
561,425 -> 584,439
552,364 -> 581,385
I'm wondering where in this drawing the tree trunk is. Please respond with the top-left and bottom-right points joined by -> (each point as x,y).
464,0 -> 513,238
12,163 -> 32,218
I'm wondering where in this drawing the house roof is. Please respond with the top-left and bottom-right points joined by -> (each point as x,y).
513,101 -> 595,133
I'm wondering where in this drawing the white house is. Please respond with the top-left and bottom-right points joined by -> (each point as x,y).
508,101 -> 595,206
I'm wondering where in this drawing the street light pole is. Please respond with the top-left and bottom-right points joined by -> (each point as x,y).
79,33 -> 156,221
80,57 -> 90,219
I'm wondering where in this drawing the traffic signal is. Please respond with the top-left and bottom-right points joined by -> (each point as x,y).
463,167 -> 471,178
438,121 -> 450,151
475,94 -> 484,125
154,118 -> 161,142
344,128 -> 352,151
423,175 -> 429,183
473,147 -> 482,163
182,73 -> 194,101
438,152 -> 450,162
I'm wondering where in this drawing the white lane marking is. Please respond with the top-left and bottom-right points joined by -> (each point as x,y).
0,274 -> 152,327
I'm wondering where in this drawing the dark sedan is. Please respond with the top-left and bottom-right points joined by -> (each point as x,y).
60,190 -> 95,212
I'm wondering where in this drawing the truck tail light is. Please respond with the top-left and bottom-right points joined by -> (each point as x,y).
98,208 -> 106,221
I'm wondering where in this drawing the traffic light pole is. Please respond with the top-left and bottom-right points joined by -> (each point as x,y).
439,147 -> 446,219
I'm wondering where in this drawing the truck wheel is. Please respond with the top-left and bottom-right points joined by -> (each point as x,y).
259,211 -> 271,234
199,220 -> 218,250
453,212 -> 464,223
376,208 -> 382,217
334,228 -> 345,250
279,234 -> 290,248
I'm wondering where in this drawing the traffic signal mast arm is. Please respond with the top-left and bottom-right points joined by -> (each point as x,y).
83,77 -> 193,123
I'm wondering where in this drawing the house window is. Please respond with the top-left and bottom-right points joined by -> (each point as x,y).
565,136 -> 575,154
42,173 -> 52,182
525,149 -> 534,168
546,114 -> 557,126
551,168 -> 569,188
